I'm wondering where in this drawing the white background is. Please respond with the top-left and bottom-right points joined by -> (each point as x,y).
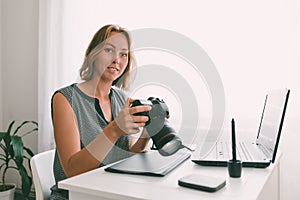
1,0 -> 299,199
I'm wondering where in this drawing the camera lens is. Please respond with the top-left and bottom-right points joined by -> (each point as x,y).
131,98 -> 184,156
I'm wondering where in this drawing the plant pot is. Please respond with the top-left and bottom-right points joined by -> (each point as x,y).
0,184 -> 16,200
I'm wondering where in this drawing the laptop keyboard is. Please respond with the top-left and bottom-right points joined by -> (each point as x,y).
257,144 -> 273,158
215,141 -> 265,161
215,141 -> 231,159
238,142 -> 253,160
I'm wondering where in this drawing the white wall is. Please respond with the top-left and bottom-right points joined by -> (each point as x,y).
58,1 -> 300,198
1,0 -> 299,199
0,0 -> 39,188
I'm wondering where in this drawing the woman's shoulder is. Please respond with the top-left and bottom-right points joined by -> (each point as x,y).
52,83 -> 77,102
55,83 -> 76,94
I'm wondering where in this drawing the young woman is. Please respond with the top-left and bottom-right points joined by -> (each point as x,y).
50,24 -> 151,199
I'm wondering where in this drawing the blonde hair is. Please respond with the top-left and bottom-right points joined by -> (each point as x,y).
79,24 -> 136,90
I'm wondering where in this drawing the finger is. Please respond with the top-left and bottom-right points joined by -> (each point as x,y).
134,122 -> 146,127
124,98 -> 133,107
130,105 -> 152,115
127,98 -> 136,105
131,115 -> 149,123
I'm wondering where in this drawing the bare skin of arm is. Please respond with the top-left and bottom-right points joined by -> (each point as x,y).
52,93 -> 151,177
130,128 -> 151,153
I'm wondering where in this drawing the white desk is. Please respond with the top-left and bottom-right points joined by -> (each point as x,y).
59,152 -> 281,200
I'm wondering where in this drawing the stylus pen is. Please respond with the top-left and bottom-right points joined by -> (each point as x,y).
231,118 -> 237,161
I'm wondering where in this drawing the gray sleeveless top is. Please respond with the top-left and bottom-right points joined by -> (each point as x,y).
50,83 -> 130,200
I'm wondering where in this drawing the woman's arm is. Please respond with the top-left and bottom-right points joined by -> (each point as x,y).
130,128 -> 151,153
52,93 -> 150,177
52,92 -> 123,177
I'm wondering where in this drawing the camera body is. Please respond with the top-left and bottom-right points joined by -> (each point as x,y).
131,97 -> 183,156
131,98 -> 169,126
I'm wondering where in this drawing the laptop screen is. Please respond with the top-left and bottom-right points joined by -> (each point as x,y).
256,89 -> 290,157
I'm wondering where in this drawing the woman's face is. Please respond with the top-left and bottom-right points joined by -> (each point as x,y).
94,32 -> 129,83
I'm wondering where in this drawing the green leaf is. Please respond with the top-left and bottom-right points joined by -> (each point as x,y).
0,131 -> 7,141
8,145 -> 14,159
6,120 -> 15,134
11,136 -> 24,164
20,127 -> 38,138
4,121 -> 15,149
1,120 -> 38,197
0,132 -> 8,153
24,146 -> 34,157
17,164 -> 32,198
13,120 -> 37,135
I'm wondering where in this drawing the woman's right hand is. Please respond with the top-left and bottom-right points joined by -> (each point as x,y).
114,98 -> 152,135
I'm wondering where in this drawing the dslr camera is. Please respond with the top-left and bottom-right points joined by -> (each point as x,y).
131,97 -> 185,156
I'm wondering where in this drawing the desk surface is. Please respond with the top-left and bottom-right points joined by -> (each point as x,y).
59,150 -> 280,200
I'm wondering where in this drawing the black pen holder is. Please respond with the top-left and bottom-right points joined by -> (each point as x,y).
228,159 -> 242,178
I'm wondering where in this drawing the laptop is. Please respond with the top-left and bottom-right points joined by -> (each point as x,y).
192,89 -> 290,168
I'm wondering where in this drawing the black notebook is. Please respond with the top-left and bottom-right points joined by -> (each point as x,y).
105,150 -> 191,177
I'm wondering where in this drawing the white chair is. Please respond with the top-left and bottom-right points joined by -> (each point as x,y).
30,149 -> 55,200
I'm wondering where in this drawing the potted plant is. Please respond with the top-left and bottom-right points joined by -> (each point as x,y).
0,120 -> 38,200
